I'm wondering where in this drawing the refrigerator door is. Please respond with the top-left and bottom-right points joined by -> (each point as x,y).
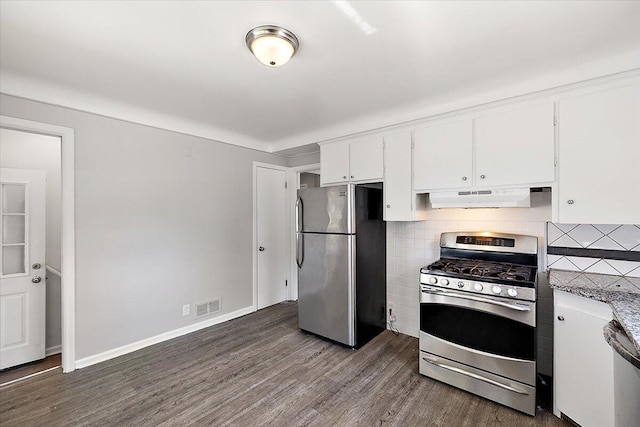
297,185 -> 354,234
298,232 -> 355,346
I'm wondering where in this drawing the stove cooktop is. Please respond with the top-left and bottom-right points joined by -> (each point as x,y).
421,257 -> 537,288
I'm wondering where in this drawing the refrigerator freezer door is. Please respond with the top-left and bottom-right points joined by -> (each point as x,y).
298,185 -> 353,234
298,233 -> 355,346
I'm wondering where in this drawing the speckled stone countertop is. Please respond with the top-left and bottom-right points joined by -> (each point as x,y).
548,269 -> 640,354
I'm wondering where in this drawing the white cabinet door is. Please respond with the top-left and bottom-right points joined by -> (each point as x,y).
320,143 -> 350,186
413,120 -> 473,191
1,168 -> 46,369
349,137 -> 383,182
384,132 -> 425,221
554,291 -> 614,427
557,84 -> 640,224
475,103 -> 555,188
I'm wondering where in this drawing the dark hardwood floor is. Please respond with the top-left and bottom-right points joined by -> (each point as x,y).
0,302 -> 568,426
0,353 -> 62,386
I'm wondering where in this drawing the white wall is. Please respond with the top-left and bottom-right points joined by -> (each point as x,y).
1,94 -> 288,360
387,191 -> 554,375
1,128 -> 62,353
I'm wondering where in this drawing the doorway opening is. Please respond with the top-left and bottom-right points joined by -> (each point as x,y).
0,129 -> 62,383
0,116 -> 76,374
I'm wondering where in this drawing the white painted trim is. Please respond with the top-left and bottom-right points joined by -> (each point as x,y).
45,345 -> 62,356
75,305 -> 254,370
0,115 -> 76,373
288,163 -> 321,302
252,162 -> 292,310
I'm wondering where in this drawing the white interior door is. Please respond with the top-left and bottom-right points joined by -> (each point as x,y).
256,166 -> 288,310
1,168 -> 46,369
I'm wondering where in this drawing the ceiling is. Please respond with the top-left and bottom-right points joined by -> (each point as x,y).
1,1 -> 639,155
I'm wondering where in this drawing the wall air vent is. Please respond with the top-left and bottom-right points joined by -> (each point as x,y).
196,298 -> 221,318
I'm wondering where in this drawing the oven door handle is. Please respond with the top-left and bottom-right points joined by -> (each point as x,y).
422,356 -> 530,395
421,288 -> 531,312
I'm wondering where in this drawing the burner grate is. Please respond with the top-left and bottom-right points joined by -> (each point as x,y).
425,258 -> 536,284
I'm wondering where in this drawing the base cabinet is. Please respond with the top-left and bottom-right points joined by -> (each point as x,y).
554,290 -> 614,427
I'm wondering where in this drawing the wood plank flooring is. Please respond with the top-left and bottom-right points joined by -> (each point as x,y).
0,353 -> 62,386
0,302 -> 568,426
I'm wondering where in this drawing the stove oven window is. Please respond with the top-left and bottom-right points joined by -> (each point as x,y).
420,304 -> 535,361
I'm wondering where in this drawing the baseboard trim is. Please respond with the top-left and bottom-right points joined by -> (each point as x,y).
75,306 -> 255,370
45,345 -> 62,356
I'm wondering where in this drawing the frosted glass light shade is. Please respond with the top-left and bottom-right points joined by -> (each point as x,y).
246,25 -> 299,67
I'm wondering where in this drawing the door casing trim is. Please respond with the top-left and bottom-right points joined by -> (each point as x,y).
1,115 -> 76,373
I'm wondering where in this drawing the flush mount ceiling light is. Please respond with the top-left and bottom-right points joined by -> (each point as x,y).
245,25 -> 299,67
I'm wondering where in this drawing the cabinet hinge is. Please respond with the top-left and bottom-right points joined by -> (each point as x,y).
285,280 -> 288,287
553,116 -> 557,126
411,141 -> 415,149
554,157 -> 557,166
285,181 -> 287,189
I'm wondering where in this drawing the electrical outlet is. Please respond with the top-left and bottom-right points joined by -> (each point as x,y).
182,304 -> 190,317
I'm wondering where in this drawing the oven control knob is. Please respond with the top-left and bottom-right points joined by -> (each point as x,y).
428,277 -> 438,285
474,283 -> 484,291
441,278 -> 449,286
457,281 -> 465,289
492,286 -> 502,294
507,288 -> 518,297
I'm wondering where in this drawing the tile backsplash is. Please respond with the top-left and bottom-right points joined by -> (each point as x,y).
386,191 -> 553,375
547,223 -> 640,276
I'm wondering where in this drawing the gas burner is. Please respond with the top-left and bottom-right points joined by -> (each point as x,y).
424,257 -> 536,286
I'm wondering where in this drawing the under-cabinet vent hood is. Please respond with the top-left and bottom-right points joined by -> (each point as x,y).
429,188 -> 531,208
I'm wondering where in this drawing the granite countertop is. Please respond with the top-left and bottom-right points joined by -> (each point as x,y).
548,268 -> 640,355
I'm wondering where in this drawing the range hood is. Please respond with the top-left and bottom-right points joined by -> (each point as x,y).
429,188 -> 531,208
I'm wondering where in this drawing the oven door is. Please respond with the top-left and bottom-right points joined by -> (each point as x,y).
419,286 -> 536,385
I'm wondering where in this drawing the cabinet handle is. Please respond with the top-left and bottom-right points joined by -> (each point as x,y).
343,175 -> 347,179
386,204 -> 391,208
480,174 -> 486,179
351,175 -> 354,179
557,316 -> 565,321
567,199 -> 574,205
462,176 -> 467,181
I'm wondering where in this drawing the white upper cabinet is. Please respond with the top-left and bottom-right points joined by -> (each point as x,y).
320,142 -> 350,185
557,83 -> 640,224
320,136 -> 383,186
413,103 -> 555,192
475,102 -> 555,188
383,132 -> 426,221
413,119 -> 473,192
349,137 -> 383,182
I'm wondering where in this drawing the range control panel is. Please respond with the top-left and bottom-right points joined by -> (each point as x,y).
419,273 -> 536,302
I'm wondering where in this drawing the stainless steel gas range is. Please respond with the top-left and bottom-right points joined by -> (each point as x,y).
419,231 -> 538,416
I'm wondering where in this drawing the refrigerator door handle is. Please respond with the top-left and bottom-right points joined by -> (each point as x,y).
296,196 -> 304,268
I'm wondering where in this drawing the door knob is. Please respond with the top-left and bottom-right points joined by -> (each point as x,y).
32,263 -> 42,270
258,246 -> 265,252
32,276 -> 42,283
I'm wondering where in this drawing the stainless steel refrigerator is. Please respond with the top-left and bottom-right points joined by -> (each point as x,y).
295,183 -> 386,348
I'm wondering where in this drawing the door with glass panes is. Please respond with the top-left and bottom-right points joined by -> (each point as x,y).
0,168 -> 46,369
